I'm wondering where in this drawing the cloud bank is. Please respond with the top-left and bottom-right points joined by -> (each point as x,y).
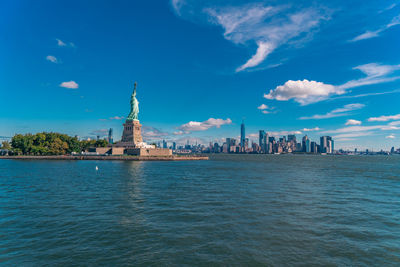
265,62 -> 400,105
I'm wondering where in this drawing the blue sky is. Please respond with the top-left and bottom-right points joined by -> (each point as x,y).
1,0 -> 400,150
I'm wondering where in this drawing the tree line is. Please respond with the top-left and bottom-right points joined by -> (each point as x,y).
1,132 -> 108,155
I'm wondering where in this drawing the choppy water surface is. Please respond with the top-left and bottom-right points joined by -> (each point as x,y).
1,154 -> 400,266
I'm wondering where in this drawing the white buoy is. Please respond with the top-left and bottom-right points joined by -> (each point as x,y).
95,166 -> 98,171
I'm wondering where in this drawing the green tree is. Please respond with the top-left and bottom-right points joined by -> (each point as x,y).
1,141 -> 11,149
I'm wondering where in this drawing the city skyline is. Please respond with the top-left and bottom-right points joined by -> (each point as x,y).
2,0 -> 400,150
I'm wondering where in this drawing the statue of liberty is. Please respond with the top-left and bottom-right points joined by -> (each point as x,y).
127,82 -> 139,121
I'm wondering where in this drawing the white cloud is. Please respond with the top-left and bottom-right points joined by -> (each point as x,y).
379,3 -> 397,13
257,104 -> 276,114
267,130 -> 302,136
333,132 -> 373,139
262,110 -> 274,114
109,116 -> 124,120
205,3 -> 329,71
303,127 -> 320,132
142,126 -> 169,138
386,134 -> 395,139
300,103 -> 365,120
338,63 -> 400,90
322,125 -> 400,134
331,88 -> 400,100
368,114 -> 400,122
351,31 -> 380,42
56,38 -> 66,46
321,123 -> 400,141
264,79 -> 343,105
345,119 -> 362,125
257,104 -> 269,110
56,38 -> 75,47
46,55 -> 58,63
173,131 -> 185,135
60,81 -> 79,89
178,118 -> 232,133
265,63 -> 400,105
350,14 -> 400,42
171,0 -> 185,15
236,42 -> 275,72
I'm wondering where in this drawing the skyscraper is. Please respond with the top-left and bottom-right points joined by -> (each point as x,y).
108,128 -> 113,144
320,136 -> 333,153
302,135 -> 310,153
287,135 -> 296,143
240,120 -> 245,149
259,130 -> 268,153
259,130 -> 265,148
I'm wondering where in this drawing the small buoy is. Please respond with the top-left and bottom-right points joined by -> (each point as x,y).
95,166 -> 98,171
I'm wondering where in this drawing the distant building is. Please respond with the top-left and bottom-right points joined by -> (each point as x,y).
296,142 -> 302,152
108,128 -> 113,144
320,136 -> 333,153
259,130 -> 265,149
240,120 -> 245,149
302,135 -> 310,153
172,142 -> 176,150
310,141 -> 317,153
162,139 -> 167,148
244,138 -> 249,150
288,135 -> 296,143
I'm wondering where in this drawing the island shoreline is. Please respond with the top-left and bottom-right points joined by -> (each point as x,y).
0,155 -> 208,161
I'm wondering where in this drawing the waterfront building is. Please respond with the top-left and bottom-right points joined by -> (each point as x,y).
172,142 -> 176,150
328,139 -> 334,154
310,141 -> 316,153
320,136 -> 328,153
320,136 -> 333,153
296,142 -> 302,152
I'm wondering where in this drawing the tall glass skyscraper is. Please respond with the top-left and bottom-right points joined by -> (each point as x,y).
320,136 -> 333,153
259,130 -> 265,148
241,120 -> 246,149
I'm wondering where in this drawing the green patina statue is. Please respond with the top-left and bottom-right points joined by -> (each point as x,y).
127,82 -> 139,121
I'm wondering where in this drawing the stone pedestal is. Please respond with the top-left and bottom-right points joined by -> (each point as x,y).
121,120 -> 143,145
